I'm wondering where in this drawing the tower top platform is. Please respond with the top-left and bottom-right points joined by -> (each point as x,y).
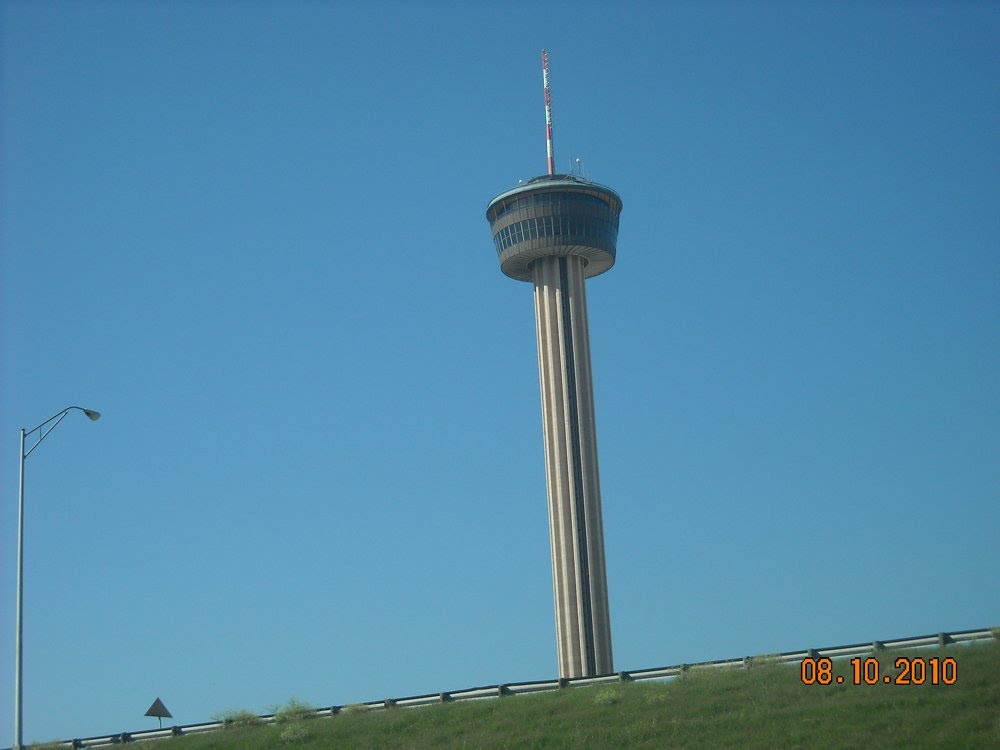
486,174 -> 623,282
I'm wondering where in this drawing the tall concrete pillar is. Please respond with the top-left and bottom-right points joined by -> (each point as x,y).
533,254 -> 613,677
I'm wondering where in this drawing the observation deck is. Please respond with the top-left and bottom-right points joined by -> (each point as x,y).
486,174 -> 623,282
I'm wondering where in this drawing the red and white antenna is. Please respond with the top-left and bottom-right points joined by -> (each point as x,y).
542,49 -> 555,175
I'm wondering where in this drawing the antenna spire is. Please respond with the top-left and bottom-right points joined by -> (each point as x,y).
542,49 -> 555,175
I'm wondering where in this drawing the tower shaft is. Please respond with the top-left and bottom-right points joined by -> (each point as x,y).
533,254 -> 613,678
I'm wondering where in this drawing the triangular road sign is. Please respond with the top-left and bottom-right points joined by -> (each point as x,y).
145,697 -> 172,719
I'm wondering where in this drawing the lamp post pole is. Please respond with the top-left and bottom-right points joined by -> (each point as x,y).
13,406 -> 100,750
14,428 -> 26,750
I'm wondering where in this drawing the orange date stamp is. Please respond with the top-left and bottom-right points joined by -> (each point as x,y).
800,656 -> 957,686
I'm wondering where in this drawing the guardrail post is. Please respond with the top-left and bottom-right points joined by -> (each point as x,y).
71,741 -> 82,749
439,692 -> 453,702
558,677 -> 570,689
498,685 -> 512,698
171,725 -> 183,736
872,641 -> 884,652
330,705 -> 343,715
618,671 -> 633,682
384,698 -> 397,709
937,632 -> 954,648
742,657 -> 752,669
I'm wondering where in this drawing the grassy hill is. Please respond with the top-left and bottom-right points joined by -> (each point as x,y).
41,639 -> 1000,749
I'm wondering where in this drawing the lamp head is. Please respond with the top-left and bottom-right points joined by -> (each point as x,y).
83,409 -> 101,422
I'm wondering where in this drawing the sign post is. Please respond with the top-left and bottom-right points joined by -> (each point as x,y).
145,697 -> 172,729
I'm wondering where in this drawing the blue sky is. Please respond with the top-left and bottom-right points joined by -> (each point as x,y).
1,0 -> 997,743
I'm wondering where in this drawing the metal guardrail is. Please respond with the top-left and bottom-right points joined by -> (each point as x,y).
18,627 -> 996,749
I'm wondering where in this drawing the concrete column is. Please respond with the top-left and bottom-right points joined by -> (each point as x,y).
532,254 -> 613,678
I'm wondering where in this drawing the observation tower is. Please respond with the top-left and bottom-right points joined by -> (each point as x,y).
485,51 -> 622,679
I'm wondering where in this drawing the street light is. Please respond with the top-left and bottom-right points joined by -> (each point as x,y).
14,406 -> 100,750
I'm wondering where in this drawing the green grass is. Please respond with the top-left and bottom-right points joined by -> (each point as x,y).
89,640 -> 1000,750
